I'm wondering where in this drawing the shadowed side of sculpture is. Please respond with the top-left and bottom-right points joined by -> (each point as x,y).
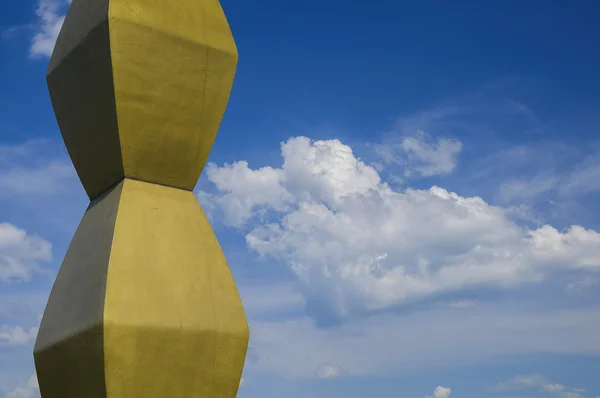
34,0 -> 248,397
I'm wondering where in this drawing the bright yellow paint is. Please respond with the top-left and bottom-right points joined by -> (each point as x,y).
103,179 -> 248,397
37,0 -> 248,396
109,0 -> 238,192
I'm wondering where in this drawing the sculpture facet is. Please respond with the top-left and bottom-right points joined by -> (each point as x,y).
35,0 -> 248,396
47,0 -> 238,200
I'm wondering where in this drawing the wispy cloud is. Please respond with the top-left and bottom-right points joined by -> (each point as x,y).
365,82 -> 600,220
369,83 -> 546,185
244,303 -> 600,378
315,363 -> 343,379
30,0 -> 70,58
498,175 -> 559,204
0,162 -> 75,196
6,374 -> 39,398
565,275 -> 599,296
447,299 -> 476,308
558,152 -> 600,197
491,373 -> 586,398
0,140 -> 77,197
491,147 -> 600,205
0,291 -> 47,323
238,283 -> 306,320
0,325 -> 38,346
492,374 -> 549,391
372,130 -> 462,181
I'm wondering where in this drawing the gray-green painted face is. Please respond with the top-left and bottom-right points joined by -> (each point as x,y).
34,182 -> 123,398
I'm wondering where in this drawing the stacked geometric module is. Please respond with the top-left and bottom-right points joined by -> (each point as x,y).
33,0 -> 249,396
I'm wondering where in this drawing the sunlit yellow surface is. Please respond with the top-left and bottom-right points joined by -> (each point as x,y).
109,0 -> 238,194
104,179 -> 248,397
36,0 -> 248,396
47,0 -> 237,200
35,180 -> 249,397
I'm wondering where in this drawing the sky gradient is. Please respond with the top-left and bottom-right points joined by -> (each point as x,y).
1,1 -> 600,397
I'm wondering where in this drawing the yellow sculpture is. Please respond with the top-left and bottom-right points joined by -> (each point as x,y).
34,0 -> 249,397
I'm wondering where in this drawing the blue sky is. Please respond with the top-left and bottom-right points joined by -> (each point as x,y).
1,0 -> 600,397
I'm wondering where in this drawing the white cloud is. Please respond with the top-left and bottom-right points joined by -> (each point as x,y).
528,225 -> 600,269
30,0 -> 70,58
559,152 -> 600,197
373,131 -> 462,180
493,374 -> 548,391
447,300 -> 476,308
484,144 -> 600,205
563,393 -> 584,398
315,363 -> 342,379
203,161 -> 292,227
245,302 -> 600,378
280,137 -> 382,205
0,326 -> 38,346
238,283 -> 305,319
6,374 -> 39,398
426,386 -> 452,398
369,92 -> 539,183
0,223 -> 52,283
0,162 -> 74,196
201,136 -> 600,321
380,96 -> 600,209
0,140 -> 77,197
492,374 -> 585,398
543,384 -> 566,393
0,291 -> 47,322
498,175 -> 558,203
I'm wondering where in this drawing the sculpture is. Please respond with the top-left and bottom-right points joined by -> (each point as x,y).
33,0 -> 249,397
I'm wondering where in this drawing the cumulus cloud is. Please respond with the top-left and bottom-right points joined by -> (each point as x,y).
30,0 -> 70,58
203,161 -> 292,227
529,225 -> 600,269
6,374 -> 39,398
0,326 -> 38,346
426,386 -> 451,398
0,223 -> 52,283
200,136 -> 600,322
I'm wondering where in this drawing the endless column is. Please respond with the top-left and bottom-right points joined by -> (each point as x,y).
33,1 -> 249,397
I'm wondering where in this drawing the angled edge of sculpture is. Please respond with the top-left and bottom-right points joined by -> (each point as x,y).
34,1 -> 249,397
